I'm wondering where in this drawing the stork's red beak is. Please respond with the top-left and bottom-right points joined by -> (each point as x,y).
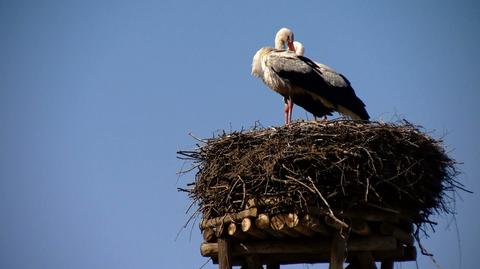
288,41 -> 295,52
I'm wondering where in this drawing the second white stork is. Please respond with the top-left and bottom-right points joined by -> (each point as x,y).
251,28 -> 370,124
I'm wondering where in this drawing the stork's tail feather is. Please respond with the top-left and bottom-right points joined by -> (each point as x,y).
355,107 -> 370,121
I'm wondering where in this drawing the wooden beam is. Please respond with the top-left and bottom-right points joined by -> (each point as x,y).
228,223 -> 248,240
203,228 -> 215,242
349,236 -> 397,252
201,236 -> 397,258
379,223 -> 414,245
208,245 -> 415,266
271,215 -> 302,237
398,221 -> 414,233
270,215 -> 287,230
200,208 -> 258,229
241,218 -> 268,239
255,214 -> 285,238
286,213 -> 299,228
255,213 -> 270,229
286,213 -> 316,237
211,253 -> 329,266
372,245 -> 416,261
303,214 -> 330,236
350,219 -> 371,236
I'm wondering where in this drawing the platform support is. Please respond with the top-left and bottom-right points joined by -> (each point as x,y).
218,238 -> 232,269
330,231 -> 347,269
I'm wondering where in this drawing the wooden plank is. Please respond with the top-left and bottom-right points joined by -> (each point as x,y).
217,238 -> 231,269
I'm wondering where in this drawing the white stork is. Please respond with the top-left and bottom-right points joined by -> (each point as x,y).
251,28 -> 370,124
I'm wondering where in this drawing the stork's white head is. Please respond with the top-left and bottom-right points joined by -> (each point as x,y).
293,41 -> 305,56
275,28 -> 295,51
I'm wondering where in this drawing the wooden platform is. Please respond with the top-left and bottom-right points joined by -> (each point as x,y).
199,203 -> 416,269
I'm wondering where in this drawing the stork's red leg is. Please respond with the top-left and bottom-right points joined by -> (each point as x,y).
288,98 -> 294,124
284,102 -> 289,125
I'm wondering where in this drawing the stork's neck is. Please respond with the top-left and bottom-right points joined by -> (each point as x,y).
275,39 -> 285,50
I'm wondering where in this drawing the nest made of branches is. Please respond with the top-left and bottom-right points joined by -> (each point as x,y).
178,120 -> 464,229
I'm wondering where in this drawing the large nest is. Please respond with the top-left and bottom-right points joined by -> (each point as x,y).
178,120 -> 463,229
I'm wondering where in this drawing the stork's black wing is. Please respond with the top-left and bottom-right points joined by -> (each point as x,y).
268,53 -> 370,120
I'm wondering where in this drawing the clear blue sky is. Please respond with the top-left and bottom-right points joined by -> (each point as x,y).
1,1 -> 479,268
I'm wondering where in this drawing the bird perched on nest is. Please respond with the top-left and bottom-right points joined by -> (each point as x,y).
251,28 -> 370,124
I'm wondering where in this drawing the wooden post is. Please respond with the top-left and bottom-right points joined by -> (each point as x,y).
380,260 -> 393,269
345,262 -> 358,269
218,238 -> 232,269
329,231 -> 347,269
245,255 -> 262,269
356,252 -> 377,269
267,264 -> 280,269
